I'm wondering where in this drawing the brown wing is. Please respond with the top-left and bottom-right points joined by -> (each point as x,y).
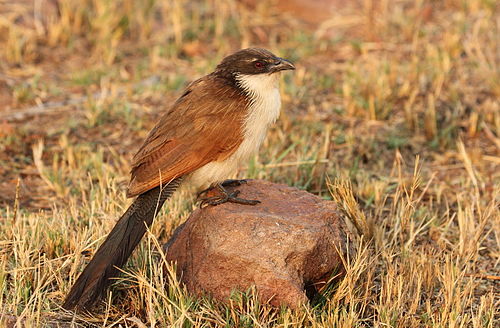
126,75 -> 248,197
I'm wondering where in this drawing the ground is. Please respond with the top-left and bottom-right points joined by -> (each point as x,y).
0,0 -> 498,327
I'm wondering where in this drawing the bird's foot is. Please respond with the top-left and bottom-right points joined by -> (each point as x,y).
198,182 -> 260,208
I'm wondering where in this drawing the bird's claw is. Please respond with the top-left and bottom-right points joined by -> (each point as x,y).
198,182 -> 260,208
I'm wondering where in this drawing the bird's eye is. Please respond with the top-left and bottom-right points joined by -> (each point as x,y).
254,61 -> 264,69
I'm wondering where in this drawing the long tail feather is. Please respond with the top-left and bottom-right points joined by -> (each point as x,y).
63,178 -> 182,310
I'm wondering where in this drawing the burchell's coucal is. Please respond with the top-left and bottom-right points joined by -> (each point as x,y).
62,48 -> 295,311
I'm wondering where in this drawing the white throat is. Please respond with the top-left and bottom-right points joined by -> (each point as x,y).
236,72 -> 282,138
235,72 -> 282,162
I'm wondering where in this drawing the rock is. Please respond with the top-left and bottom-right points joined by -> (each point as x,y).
163,180 -> 350,308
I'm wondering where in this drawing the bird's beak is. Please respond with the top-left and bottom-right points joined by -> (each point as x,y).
271,58 -> 295,72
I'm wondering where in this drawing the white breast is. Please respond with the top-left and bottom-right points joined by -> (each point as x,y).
188,73 -> 282,190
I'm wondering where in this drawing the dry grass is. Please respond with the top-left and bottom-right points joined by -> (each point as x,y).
0,0 -> 499,326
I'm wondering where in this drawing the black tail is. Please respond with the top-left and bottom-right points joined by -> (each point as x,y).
63,178 -> 182,310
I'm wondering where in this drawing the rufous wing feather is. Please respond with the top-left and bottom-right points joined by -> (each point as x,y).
127,76 -> 248,197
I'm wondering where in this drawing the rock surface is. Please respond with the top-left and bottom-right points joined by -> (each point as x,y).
164,180 -> 349,308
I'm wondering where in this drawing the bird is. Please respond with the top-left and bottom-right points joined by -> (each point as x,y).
62,48 -> 295,311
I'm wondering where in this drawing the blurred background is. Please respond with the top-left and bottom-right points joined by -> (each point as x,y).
0,0 -> 497,208
0,0 -> 498,326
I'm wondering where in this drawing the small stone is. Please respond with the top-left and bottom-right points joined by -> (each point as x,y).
164,180 -> 350,308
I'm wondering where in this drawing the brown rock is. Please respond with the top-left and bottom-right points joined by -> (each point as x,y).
164,180 -> 350,308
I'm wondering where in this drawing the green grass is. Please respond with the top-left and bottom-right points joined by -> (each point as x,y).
0,0 -> 498,326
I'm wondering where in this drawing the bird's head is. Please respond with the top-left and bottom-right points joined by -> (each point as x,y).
214,48 -> 295,93
215,48 -> 295,77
